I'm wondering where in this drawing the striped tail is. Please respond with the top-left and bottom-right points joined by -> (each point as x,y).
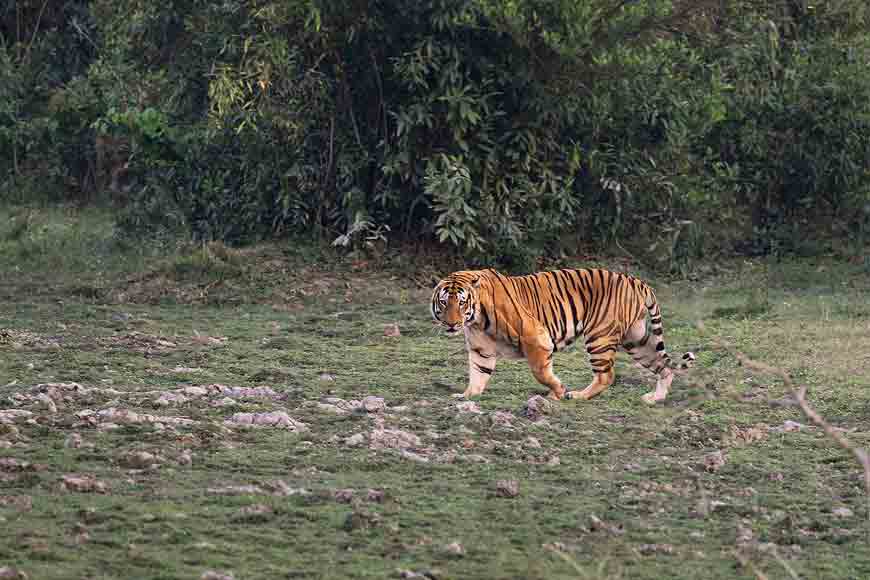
645,290 -> 695,373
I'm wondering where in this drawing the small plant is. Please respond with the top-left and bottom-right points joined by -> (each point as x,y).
332,214 -> 391,255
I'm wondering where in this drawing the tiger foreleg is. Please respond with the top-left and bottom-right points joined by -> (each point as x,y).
462,348 -> 497,397
523,339 -> 566,401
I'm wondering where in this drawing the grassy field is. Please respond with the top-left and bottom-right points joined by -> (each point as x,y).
1,206 -> 869,579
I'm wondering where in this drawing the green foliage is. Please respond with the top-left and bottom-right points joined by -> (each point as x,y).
3,0 -> 870,266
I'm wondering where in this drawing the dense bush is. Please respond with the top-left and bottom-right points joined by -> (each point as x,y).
2,0 -> 869,266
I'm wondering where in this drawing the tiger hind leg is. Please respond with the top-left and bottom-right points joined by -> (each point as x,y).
622,318 -> 695,404
565,336 -> 618,401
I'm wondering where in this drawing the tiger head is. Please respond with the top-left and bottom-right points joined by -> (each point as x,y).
430,272 -> 482,335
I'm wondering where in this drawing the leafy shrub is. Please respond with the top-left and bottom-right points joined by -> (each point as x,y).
3,0 -> 869,267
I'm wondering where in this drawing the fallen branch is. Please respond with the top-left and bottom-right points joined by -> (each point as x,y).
709,329 -> 870,546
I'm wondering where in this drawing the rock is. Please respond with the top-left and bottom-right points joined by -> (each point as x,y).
369,428 -> 421,450
234,503 -> 273,522
154,393 -> 188,407
333,489 -> 356,503
362,396 -> 386,413
318,397 -> 362,414
490,411 -> 515,427
638,543 -> 674,555
444,542 -> 465,557
206,485 -> 264,496
225,411 -> 308,431
177,450 -> 194,466
0,410 -> 33,424
0,567 -> 28,580
400,450 -> 429,463
209,385 -> 279,399
120,451 -> 161,469
495,479 -> 519,498
0,495 -> 32,511
97,407 -> 198,426
520,396 -> 552,422
36,393 -> 57,414
60,474 -> 109,494
201,572 -> 234,580
775,420 -> 808,432
345,433 -> 366,447
455,401 -> 482,414
261,480 -> 308,497
344,509 -> 381,531
702,450 -> 726,472
211,397 -> 237,408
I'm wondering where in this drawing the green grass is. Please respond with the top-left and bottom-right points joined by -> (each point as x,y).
1,206 -> 870,579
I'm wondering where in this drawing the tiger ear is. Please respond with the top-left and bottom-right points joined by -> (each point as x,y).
471,276 -> 481,289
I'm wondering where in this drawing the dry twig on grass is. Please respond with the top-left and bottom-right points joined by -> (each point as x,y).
733,352 -> 870,537
707,328 -> 870,546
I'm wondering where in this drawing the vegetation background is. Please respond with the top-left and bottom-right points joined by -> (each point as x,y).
2,0 -> 869,270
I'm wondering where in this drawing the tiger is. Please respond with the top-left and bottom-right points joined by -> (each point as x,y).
430,268 -> 695,404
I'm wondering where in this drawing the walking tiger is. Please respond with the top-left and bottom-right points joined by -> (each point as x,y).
430,268 -> 695,404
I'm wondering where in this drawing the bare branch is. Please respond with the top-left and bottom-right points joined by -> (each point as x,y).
708,328 -> 870,545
